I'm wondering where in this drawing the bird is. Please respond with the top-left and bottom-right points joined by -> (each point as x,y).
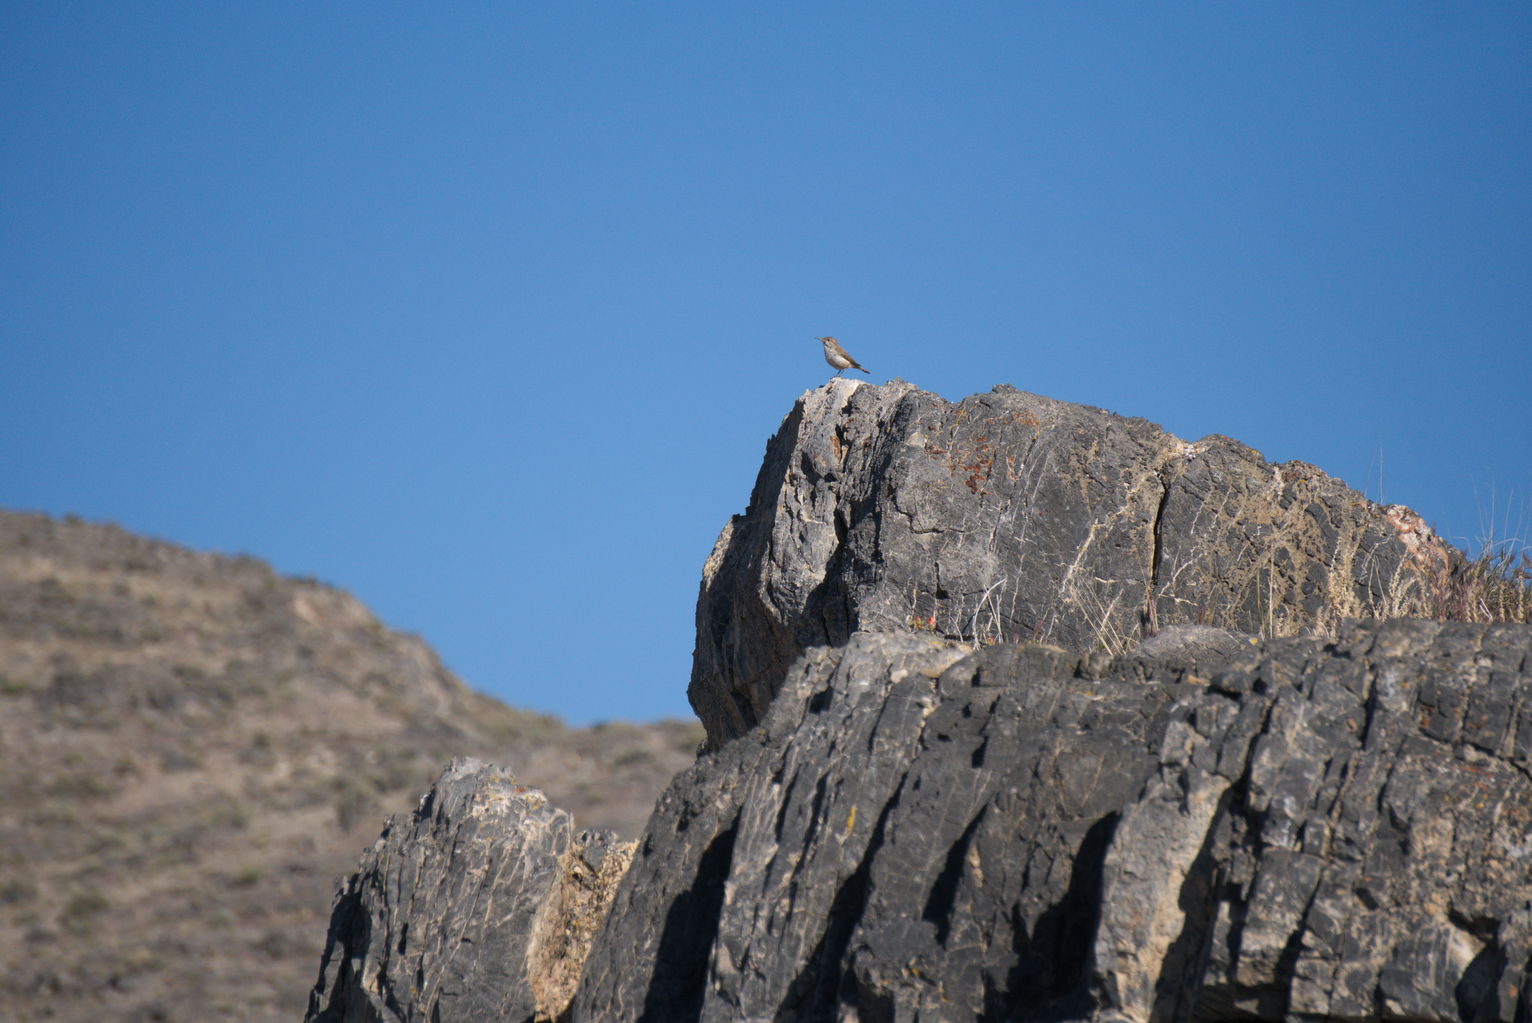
816,336 -> 869,376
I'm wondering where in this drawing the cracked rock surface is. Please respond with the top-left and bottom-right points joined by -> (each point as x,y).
577,621 -> 1532,1022
304,759 -> 632,1023
691,380 -> 1448,748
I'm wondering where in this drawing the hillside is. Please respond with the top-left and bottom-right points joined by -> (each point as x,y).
0,509 -> 701,1023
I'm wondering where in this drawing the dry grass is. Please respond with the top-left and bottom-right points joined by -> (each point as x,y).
902,524 -> 1531,659
1432,542 -> 1532,625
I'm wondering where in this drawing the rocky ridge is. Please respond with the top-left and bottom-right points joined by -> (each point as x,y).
307,379 -> 1531,1022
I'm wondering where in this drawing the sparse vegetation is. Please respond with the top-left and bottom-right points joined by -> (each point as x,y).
610,748 -> 655,769
333,777 -> 380,832
0,878 -> 37,906
60,888 -> 109,935
46,772 -> 119,801
231,866 -> 266,887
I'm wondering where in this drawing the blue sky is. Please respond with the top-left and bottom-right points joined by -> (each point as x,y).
4,4 -> 1529,724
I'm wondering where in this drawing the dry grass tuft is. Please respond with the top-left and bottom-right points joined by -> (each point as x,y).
1433,542 -> 1532,624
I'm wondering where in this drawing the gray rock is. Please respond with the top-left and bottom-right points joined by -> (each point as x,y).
573,620 -> 1532,1022
304,759 -> 631,1023
299,384 -> 1526,1023
1114,624 -> 1264,684
690,380 -> 1450,748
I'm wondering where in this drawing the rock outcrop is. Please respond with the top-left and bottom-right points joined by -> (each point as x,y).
302,381 -> 1530,1022
305,759 -> 632,1023
576,621 -> 1532,1021
691,380 -> 1451,747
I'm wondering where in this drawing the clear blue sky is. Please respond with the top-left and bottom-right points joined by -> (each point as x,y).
4,4 -> 1529,724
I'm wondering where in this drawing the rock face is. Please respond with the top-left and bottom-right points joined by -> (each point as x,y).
305,759 -> 632,1023
575,621 -> 1532,1022
691,380 -> 1450,747
298,381 -> 1530,1022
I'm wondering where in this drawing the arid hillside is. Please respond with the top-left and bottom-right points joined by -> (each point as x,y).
0,509 -> 700,1023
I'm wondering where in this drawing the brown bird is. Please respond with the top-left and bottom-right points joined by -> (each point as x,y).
816,336 -> 869,376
